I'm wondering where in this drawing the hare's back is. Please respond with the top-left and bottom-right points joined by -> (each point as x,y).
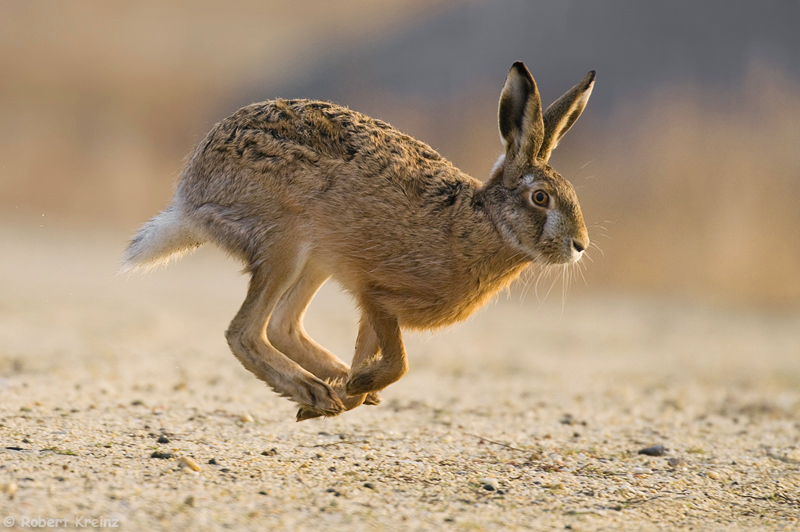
191,99 -> 469,201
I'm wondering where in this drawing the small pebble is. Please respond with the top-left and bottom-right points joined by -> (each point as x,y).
363,482 -> 375,490
184,495 -> 196,507
707,471 -> 720,480
179,456 -> 202,472
2,482 -> 18,499
150,451 -> 172,459
239,413 -> 254,423
638,445 -> 666,457
632,467 -> 651,475
667,458 -> 686,468
208,458 -> 218,465
479,477 -> 499,491
261,448 -> 278,456
157,435 -> 170,444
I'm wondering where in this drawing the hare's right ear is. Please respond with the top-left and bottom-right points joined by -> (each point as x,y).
498,61 -> 544,168
538,70 -> 595,163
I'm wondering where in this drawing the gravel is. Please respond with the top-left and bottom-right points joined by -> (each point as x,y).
1,228 -> 799,531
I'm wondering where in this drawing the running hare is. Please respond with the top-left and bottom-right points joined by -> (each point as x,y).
123,62 -> 595,421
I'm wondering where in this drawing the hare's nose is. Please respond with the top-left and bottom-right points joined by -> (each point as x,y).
572,238 -> 587,253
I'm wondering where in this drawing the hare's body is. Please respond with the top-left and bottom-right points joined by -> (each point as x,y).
124,62 -> 595,420
178,100 -> 527,329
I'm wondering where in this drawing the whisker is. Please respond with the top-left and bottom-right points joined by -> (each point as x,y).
575,159 -> 596,180
577,262 -> 588,287
537,266 -> 560,307
533,265 -> 548,301
589,242 -> 605,257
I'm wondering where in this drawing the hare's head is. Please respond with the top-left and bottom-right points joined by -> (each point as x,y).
485,62 -> 594,265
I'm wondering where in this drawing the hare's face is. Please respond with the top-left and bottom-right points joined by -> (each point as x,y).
493,160 -> 589,265
519,163 -> 588,264
493,62 -> 595,265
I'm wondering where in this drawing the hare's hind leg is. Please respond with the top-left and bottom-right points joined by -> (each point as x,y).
267,262 -> 370,420
346,301 -> 408,396
225,259 -> 345,418
268,262 -> 349,381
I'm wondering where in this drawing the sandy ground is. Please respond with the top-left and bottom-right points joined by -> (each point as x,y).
1,221 -> 799,531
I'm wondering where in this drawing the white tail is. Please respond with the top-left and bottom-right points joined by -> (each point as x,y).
121,205 -> 205,274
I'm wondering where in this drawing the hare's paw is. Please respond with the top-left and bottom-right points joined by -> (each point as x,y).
295,378 -> 367,422
364,391 -> 381,406
346,356 -> 406,396
295,377 -> 346,418
332,379 -> 368,411
296,406 -> 324,421
346,370 -> 381,396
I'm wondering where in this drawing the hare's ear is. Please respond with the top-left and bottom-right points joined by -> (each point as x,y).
538,70 -> 595,163
498,62 -> 544,166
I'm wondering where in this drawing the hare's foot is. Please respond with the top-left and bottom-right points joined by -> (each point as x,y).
364,391 -> 381,405
295,378 -> 366,422
296,406 -> 324,421
346,363 -> 406,396
345,370 -> 379,396
294,376 -> 346,417
345,345 -> 409,395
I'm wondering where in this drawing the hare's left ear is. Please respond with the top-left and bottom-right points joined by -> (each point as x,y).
538,70 -> 595,163
498,62 -> 544,166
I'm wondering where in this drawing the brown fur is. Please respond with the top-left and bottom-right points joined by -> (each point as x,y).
122,62 -> 595,420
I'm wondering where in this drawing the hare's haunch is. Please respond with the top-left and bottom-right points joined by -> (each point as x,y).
123,62 -> 595,420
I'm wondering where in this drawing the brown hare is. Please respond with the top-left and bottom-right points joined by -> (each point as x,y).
122,61 -> 595,421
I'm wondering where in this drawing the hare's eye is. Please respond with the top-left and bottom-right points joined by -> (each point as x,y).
531,190 -> 549,207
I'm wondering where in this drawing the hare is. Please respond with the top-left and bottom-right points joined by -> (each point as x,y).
122,61 -> 595,421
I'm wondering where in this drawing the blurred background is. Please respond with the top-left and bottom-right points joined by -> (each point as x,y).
2,0 -> 799,307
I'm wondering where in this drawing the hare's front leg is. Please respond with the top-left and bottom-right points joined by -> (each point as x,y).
346,302 -> 408,396
225,262 -> 345,417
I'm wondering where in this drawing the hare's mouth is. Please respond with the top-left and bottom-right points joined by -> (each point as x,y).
535,244 -> 584,265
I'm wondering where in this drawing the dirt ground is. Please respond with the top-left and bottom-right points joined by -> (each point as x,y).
1,221 -> 799,531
